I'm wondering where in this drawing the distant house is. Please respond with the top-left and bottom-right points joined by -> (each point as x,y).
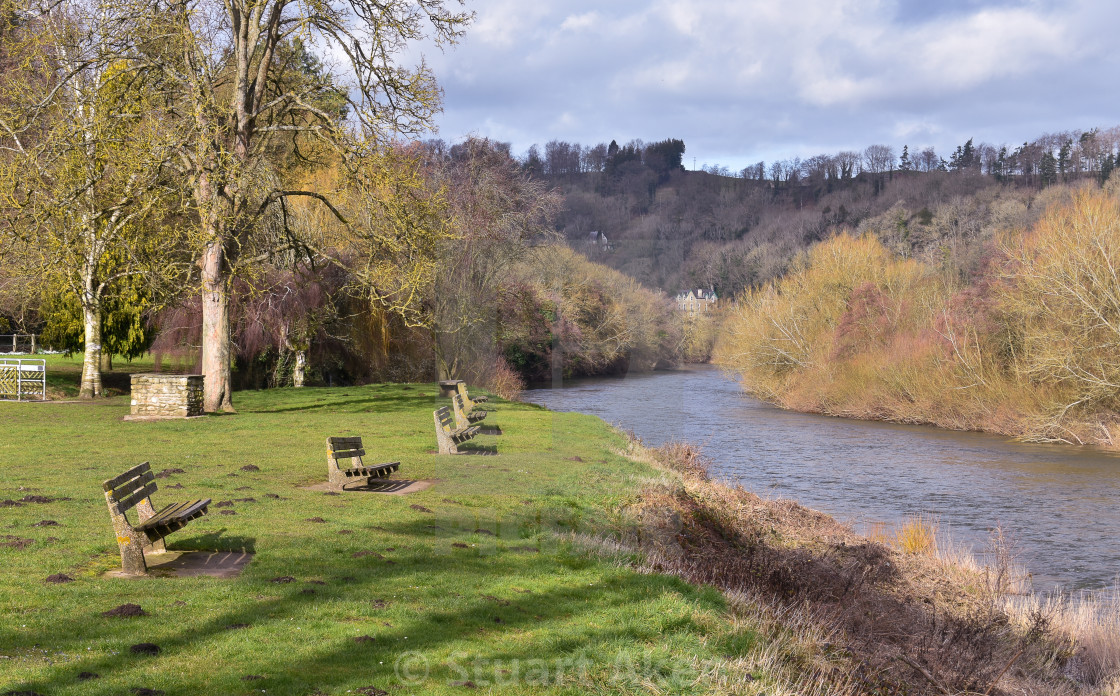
585,230 -> 613,252
675,288 -> 718,315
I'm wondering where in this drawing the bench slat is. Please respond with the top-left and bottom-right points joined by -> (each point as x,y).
138,500 -> 194,527
115,482 -> 159,513
108,471 -> 156,500
330,448 -> 366,459
344,462 -> 400,477
103,462 -> 152,491
328,437 -> 363,448
136,499 -> 211,531
436,407 -> 455,429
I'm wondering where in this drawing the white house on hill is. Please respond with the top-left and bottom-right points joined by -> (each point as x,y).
675,288 -> 718,315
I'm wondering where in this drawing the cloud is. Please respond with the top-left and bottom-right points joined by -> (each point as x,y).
419,0 -> 1120,168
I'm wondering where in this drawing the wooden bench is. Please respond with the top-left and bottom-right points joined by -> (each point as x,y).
452,392 -> 487,426
103,462 -> 210,575
452,393 -> 503,435
456,382 -> 489,409
434,406 -> 480,454
326,436 -> 400,488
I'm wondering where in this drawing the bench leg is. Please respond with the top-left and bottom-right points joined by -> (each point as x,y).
107,493 -> 148,575
119,535 -> 148,575
136,498 -> 166,554
327,456 -> 346,487
434,412 -> 458,455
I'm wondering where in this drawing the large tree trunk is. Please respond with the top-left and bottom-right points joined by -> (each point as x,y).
293,349 -> 307,388
200,241 -> 234,412
79,298 -> 102,399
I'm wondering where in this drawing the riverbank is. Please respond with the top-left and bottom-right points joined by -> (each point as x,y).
713,191 -> 1120,451
0,385 -> 1115,694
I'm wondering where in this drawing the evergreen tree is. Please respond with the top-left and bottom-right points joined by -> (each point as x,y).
961,138 -> 975,169
1040,151 -> 1058,187
899,145 -> 912,171
1058,139 -> 1072,180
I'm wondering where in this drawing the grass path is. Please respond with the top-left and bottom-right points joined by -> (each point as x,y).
0,384 -> 754,695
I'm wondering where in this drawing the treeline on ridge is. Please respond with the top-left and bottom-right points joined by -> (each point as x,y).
525,126 -> 1120,300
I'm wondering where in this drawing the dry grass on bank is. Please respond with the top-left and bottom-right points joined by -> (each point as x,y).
613,438 -> 1120,696
713,187 -> 1120,449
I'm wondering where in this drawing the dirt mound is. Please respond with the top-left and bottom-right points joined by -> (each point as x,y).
1,536 -> 34,550
32,520 -> 58,527
352,551 -> 383,559
102,604 -> 146,618
21,495 -> 67,504
154,468 -> 185,479
239,465 -> 260,472
271,576 -> 296,584
129,643 -> 160,656
45,574 -> 74,583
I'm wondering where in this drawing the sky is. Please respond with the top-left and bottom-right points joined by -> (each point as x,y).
411,0 -> 1120,172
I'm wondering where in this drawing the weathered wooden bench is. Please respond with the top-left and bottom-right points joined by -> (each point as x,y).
452,392 -> 503,435
434,406 -> 481,454
103,462 -> 210,575
456,382 -> 489,408
452,392 -> 487,425
326,436 -> 400,488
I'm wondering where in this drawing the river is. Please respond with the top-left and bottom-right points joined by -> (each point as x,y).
523,364 -> 1120,591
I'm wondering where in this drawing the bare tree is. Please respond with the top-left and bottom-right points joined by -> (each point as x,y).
863,144 -> 896,176
0,0 -> 186,397
144,0 -> 470,411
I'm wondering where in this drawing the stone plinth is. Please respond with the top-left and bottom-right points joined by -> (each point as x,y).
438,379 -> 464,398
130,374 -> 204,418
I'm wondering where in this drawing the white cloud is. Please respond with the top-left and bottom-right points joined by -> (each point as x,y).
424,0 -> 1120,166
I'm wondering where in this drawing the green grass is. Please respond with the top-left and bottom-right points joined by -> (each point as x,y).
0,383 -> 755,695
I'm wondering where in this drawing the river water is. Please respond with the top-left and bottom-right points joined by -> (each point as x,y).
523,364 -> 1120,590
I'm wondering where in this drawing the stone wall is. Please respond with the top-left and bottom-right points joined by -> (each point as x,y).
131,374 -> 204,418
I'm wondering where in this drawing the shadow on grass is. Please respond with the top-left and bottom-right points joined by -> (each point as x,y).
169,528 -> 257,554
1,524 -> 721,695
246,393 -> 438,415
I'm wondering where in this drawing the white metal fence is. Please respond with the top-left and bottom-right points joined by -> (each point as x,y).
0,358 -> 46,401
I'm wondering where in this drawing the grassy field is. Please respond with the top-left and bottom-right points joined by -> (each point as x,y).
0,378 -> 761,695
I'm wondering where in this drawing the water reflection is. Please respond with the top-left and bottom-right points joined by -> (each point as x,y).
523,364 -> 1120,590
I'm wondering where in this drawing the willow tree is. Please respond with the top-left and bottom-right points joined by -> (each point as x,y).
424,137 -> 561,381
147,0 -> 469,412
0,0 -> 184,397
